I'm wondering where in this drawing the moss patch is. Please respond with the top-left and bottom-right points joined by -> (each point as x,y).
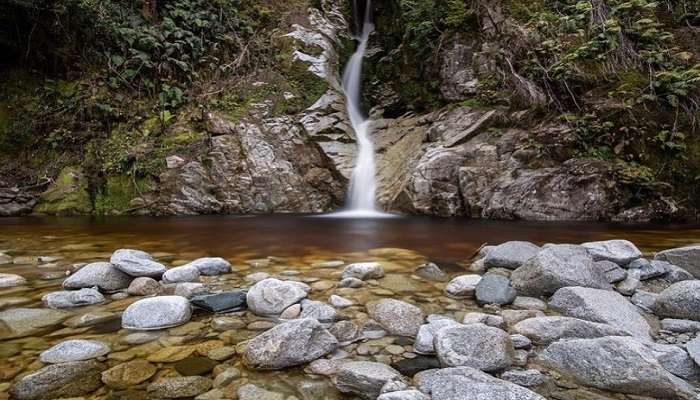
94,175 -> 153,215
34,166 -> 93,215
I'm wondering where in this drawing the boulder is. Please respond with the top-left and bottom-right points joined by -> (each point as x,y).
581,239 -> 642,265
664,263 -> 695,283
63,262 -> 133,292
0,273 -> 27,288
162,265 -> 200,284
335,361 -> 404,399
654,280 -> 700,321
511,245 -> 610,296
434,323 -> 514,371
40,339 -> 110,363
645,342 -> 700,380
513,316 -> 629,345
549,286 -> 652,340
475,274 -> 517,305
443,275 -> 481,298
191,290 -> 247,313
661,318 -> 700,333
42,288 -> 104,309
10,360 -> 104,400
242,318 -> 337,369
414,367 -> 546,400
500,369 -> 546,387
127,277 -> 161,296
246,278 -> 308,316
414,317 -> 461,354
483,241 -> 539,269
122,295 -> 192,330
655,245 -> 700,278
593,260 -> 627,283
686,335 -> 700,366
110,249 -> 167,278
183,257 -> 231,276
342,262 -> 385,280
367,299 -> 424,337
147,376 -> 212,398
299,299 -> 340,322
539,336 -> 697,399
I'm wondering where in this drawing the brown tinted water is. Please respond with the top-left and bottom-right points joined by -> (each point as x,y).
1,215 -> 699,399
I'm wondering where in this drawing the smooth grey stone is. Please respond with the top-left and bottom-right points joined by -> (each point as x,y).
655,245 -> 700,278
335,361 -> 404,399
510,334 -> 531,349
443,275 -> 481,298
377,390 -> 430,400
10,360 -> 104,399
191,290 -> 246,313
483,241 -> 539,269
630,290 -> 658,312
162,265 -> 200,284
512,296 -> 547,311
173,282 -> 206,298
367,299 -> 424,337
581,239 -> 642,265
549,286 -> 652,340
0,273 -> 27,288
126,277 -> 161,296
63,262 -> 132,292
414,262 -> 448,282
110,249 -> 166,278
661,318 -> 700,333
342,262 -> 384,280
338,277 -> 363,288
242,318 -> 337,369
40,339 -> 110,363
183,257 -> 231,276
462,312 -> 505,329
147,376 -> 212,399
299,299 -> 340,322
121,295 -> 192,330
246,278 -> 308,316
654,280 -> 700,321
236,384 -> 283,400
664,263 -> 695,283
686,335 -> 700,366
539,336 -> 696,399
434,323 -> 514,371
615,269 -> 641,295
329,320 -> 361,344
645,342 -> 700,380
414,367 -> 545,400
500,369 -> 547,387
329,294 -> 353,309
414,318 -> 461,354
593,260 -> 627,283
511,245 -> 610,296
475,274 -> 516,305
0,308 -> 70,339
639,260 -> 669,280
42,288 -> 104,309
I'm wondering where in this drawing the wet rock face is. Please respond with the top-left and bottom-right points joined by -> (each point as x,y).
242,318 -> 337,369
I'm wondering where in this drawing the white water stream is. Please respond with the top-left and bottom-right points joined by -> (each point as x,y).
332,0 -> 391,218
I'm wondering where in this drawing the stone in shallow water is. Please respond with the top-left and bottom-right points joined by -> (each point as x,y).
191,290 -> 246,313
0,273 -> 27,288
549,286 -> 652,340
391,355 -> 442,377
329,294 -> 353,308
173,282 -> 206,298
111,249 -> 167,278
513,316 -> 629,345
147,376 -> 212,399
434,323 -> 514,371
654,280 -> 700,321
10,360 -> 105,400
414,317 -> 461,354
246,278 -> 308,316
127,277 -> 161,296
475,274 -> 517,305
101,359 -> 157,389
342,262 -> 385,280
42,288 -> 105,309
122,295 -> 192,330
299,299 -> 340,322
174,356 -> 218,376
414,367 -> 545,400
581,239 -> 642,265
182,257 -> 231,276
335,361 -> 405,399
63,261 -> 133,292
147,345 -> 196,362
367,299 -> 424,337
64,311 -> 120,328
237,384 -> 284,400
0,308 -> 70,339
162,265 -> 200,284
242,318 -> 337,369
511,244 -> 610,296
483,241 -> 540,269
40,339 -> 110,363
338,277 -> 363,288
443,275 -> 481,299
414,262 -> 448,282
539,336 -> 696,399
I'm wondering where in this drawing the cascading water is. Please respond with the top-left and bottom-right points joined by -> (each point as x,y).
332,0 -> 391,218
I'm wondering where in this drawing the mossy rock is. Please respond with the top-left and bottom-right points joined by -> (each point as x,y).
34,166 -> 93,216
93,175 -> 153,215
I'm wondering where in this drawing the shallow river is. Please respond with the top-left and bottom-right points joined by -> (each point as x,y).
1,215 -> 699,399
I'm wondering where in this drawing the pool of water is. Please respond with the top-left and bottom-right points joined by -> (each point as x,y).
1,215 -> 699,399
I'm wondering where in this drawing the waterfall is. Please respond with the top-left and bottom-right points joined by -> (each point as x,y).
333,0 -> 390,218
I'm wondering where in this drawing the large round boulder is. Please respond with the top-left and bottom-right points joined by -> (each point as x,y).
246,278 -> 309,316
654,280 -> 700,321
367,299 -> 424,337
434,323 -> 514,371
121,295 -> 192,330
62,262 -> 133,292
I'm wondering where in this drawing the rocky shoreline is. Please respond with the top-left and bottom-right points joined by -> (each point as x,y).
0,240 -> 700,399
